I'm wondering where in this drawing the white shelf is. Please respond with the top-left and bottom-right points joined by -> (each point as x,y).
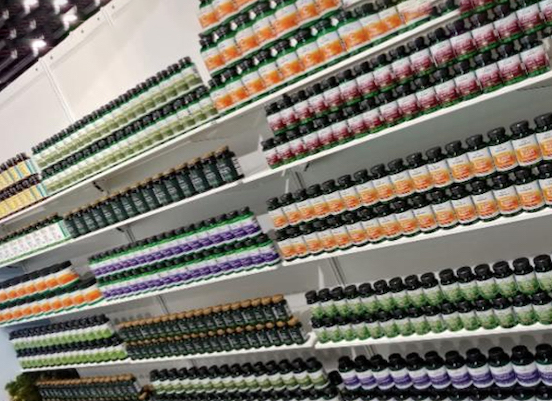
21,358 -> 130,372
0,264 -> 279,328
130,334 -> 317,366
20,334 -> 316,371
283,206 -> 552,267
0,180 -> 242,269
0,11 -> 459,229
315,323 -> 552,349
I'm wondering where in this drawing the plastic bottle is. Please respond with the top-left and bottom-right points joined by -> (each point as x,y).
534,254 -> 552,291
425,351 -> 451,389
406,352 -> 431,389
467,349 -> 494,388
489,346 -> 517,388
457,266 -> 480,301
426,146 -> 454,188
497,43 -> 527,84
466,134 -> 496,177
513,293 -> 538,325
493,260 -> 518,297
389,353 -> 413,389
538,162 -> 552,204
514,168 -> 545,212
453,60 -> 482,99
450,184 -> 478,225
494,4 -> 523,42
429,188 -> 458,229
492,173 -> 522,216
535,344 -> 552,386
512,345 -> 541,387
475,51 -> 503,92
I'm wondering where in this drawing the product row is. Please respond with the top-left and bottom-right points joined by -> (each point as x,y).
0,175 -> 48,220
96,233 -> 280,300
313,291 -> 552,343
9,314 -> 115,350
150,357 -> 329,395
63,146 -> 243,238
197,0 -> 258,32
206,0 -> 450,114
37,375 -> 141,401
41,85 -> 218,195
88,207 -> 263,278
33,58 -> 204,170
273,168 -> 552,260
306,254 -> 552,317
262,35 -> 551,168
335,345 -> 552,391
0,279 -> 103,324
118,294 -> 292,342
17,336 -> 128,369
0,215 -> 70,265
267,112 -> 552,230
126,317 -> 307,360
0,261 -> 79,306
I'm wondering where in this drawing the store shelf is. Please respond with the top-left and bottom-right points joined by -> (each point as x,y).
244,69 -> 552,184
21,358 -> 130,372
0,180 -> 242,270
0,264 -> 280,328
283,206 -> 552,268
315,323 -> 552,349
0,11 -> 459,229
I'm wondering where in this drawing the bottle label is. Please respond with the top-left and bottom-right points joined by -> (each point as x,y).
539,177 -> 552,204
363,108 -> 384,130
324,191 -> 346,214
357,370 -> 377,389
434,79 -> 459,104
361,14 -> 386,41
379,7 -> 402,33
341,370 -> 361,389
323,87 -> 342,109
409,165 -> 434,192
347,222 -> 368,244
274,4 -> 299,34
537,130 -> 552,159
290,137 -> 306,156
356,181 -> 379,205
331,120 -> 351,141
236,27 -> 259,55
356,72 -> 377,95
472,191 -> 500,219
373,369 -> 394,389
447,154 -> 474,182
391,367 -> 412,389
308,93 -> 327,115
312,195 -> 331,218
516,4 -> 543,31
339,80 -> 361,103
362,218 -> 385,242
468,148 -> 495,176
447,365 -> 472,388
513,363 -> 540,387
398,94 -> 420,116
390,171 -> 415,197
409,368 -> 431,389
317,30 -> 345,60
451,196 -> 478,223
427,366 -> 450,389
396,209 -> 420,234
331,226 -> 352,248
494,187 -> 521,214
296,0 -> 319,22
454,71 -> 480,97
304,232 -> 323,254
281,106 -> 298,127
320,229 -> 338,251
516,181 -> 545,210
489,142 -> 518,171
467,365 -> 493,388
498,54 -> 525,82
512,135 -> 542,166
277,52 -> 303,79
494,14 -> 522,40
392,58 -> 413,81
304,131 -> 321,152
537,362 -> 552,385
475,63 -> 502,90
413,206 -> 438,231
317,126 -> 335,146
471,23 -> 498,49
373,176 -> 396,202
294,100 -> 312,121
428,160 -> 453,187
278,239 -> 296,259
338,21 -> 368,51
379,214 -> 403,239
410,49 -> 434,74
283,203 -> 302,225
291,236 -> 308,257
430,40 -> 455,66
432,201 -> 458,227
340,187 -> 362,210
269,209 -> 288,229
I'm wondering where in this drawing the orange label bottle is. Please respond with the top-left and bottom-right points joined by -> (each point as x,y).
304,231 -> 323,254
274,2 -> 300,35
337,19 -> 369,51
389,169 -> 415,198
515,169 -> 545,211
339,185 -> 363,211
539,165 -> 552,205
213,0 -> 238,20
319,228 -> 338,251
447,153 -> 474,183
316,25 -> 346,62
277,48 -> 304,79
395,209 -> 420,236
471,180 -> 500,220
493,175 -> 522,215
512,135 -> 542,166
450,190 -> 478,224
198,3 -> 219,29
315,0 -> 340,13
297,0 -> 319,21
431,193 -> 458,228
296,39 -> 325,71
466,135 -> 497,177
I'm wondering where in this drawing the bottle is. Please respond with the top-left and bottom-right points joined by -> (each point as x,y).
493,296 -> 517,328
467,349 -> 494,388
474,51 -> 503,92
429,189 -> 458,229
475,264 -> 500,299
453,60 -> 482,99
457,266 -> 480,301
389,353 -> 413,389
388,159 -> 415,198
493,260 -> 518,297
371,354 -> 394,390
511,345 -> 541,387
406,152 -> 434,193
489,346 -> 517,388
487,127 -> 518,172
514,257 -> 540,295
471,179 -> 500,221
513,293 -> 538,325
466,134 -> 496,177
426,146 -> 454,188
411,194 -> 439,233
492,173 -> 522,216
450,185 -> 478,225
498,43 -> 528,84
425,351 -> 451,389
406,352 -> 431,389
355,355 -> 377,390
534,254 -> 552,291
535,344 -> 552,386
445,350 -> 473,389
533,291 -> 552,324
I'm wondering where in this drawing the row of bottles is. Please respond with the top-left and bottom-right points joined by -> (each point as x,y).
37,375 -> 141,401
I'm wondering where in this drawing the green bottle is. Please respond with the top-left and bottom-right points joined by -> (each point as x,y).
493,261 -> 518,297
513,257 -> 540,295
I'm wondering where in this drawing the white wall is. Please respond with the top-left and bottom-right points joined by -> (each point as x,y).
0,0 -> 205,396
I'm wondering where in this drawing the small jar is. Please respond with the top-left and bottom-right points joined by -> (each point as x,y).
265,102 -> 284,133
378,91 -> 403,126
256,49 -> 284,89
354,169 -> 380,206
492,173 -> 522,216
358,207 -> 385,243
239,58 -> 266,97
407,152 -> 434,193
233,13 -> 260,56
520,34 -> 550,76
251,2 -> 277,45
429,28 -> 456,67
429,188 -> 459,229
538,162 -> 552,205
414,76 -> 440,113
433,68 -> 460,106
494,5 -> 523,42
301,121 -> 322,154
497,43 -> 527,84
296,0 -> 319,22
411,194 -> 439,232
198,0 -> 219,30
307,83 -> 329,116
390,45 -> 414,84
535,112 -> 552,160
336,10 -> 370,52
388,158 -> 416,198
274,40 -> 304,80
514,167 -> 546,212
453,60 -> 482,100
391,199 -> 420,236
217,25 -> 242,65
448,19 -> 477,60
377,0 -> 404,35
474,51 -> 503,92
313,116 -> 335,149
354,61 -> 379,99
343,102 -> 368,137
375,204 -> 403,240
510,120 -> 542,167
487,127 -> 519,172
322,179 -> 346,215
372,54 -> 397,92
449,184 -> 478,225
287,128 -> 309,160
445,140 -> 475,183
338,69 -> 362,105
409,36 -> 436,77
295,29 -> 325,72
200,34 -> 225,74
358,3 -> 386,43
426,146 -> 454,188
328,110 -> 353,143
322,76 -> 344,111
292,90 -> 314,123
361,97 -> 385,132
308,184 -> 331,219
466,134 -> 496,177
272,0 -> 300,36
471,178 -> 500,221
371,163 -> 397,202
470,13 -> 500,52
338,175 -> 363,211
313,18 -> 346,63
279,96 -> 299,129
396,83 -> 420,120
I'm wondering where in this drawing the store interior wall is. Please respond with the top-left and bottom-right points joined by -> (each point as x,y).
0,0 -> 203,396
